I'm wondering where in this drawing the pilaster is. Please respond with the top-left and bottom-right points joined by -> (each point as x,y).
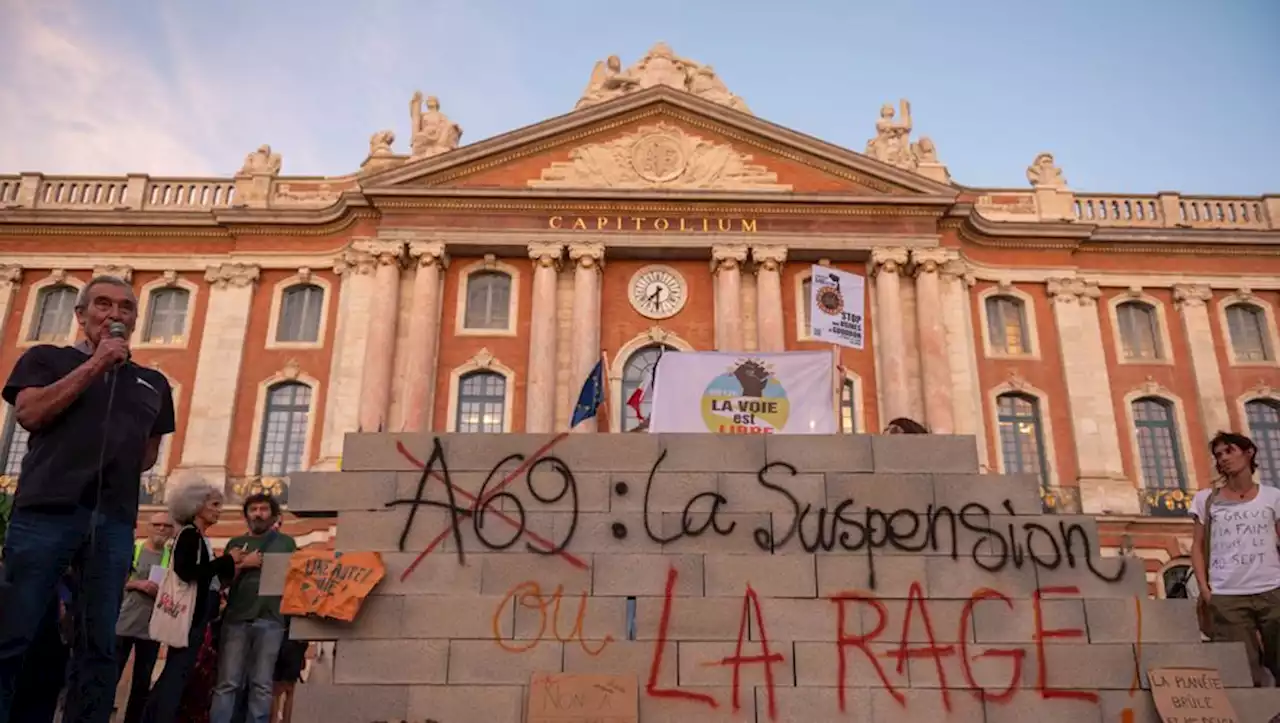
400,241 -> 449,432
751,246 -> 787,352
526,242 -> 564,433
0,266 -> 23,344
1173,283 -> 1231,440
939,258 -> 986,465
712,244 -> 748,351
911,248 -> 955,434
355,239 -> 405,433
316,248 -> 377,469
871,247 -> 911,423
568,242 -> 604,432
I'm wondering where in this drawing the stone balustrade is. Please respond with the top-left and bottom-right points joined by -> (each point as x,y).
1074,192 -> 1274,230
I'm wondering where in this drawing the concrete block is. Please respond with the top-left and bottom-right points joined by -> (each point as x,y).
825,473 -> 933,511
438,510 -> 562,556
704,554 -> 816,598
932,473 -> 1042,516
793,642 -> 906,689
497,470 -> 610,513
512,591 -> 626,641
871,688 -> 986,722
1097,691 -> 1160,723
656,434 -> 766,472
720,471 -> 826,516
592,554 -> 703,597
1033,555 -> 1149,599
764,434 -> 874,473
400,595 -> 515,640
635,687 -> 741,723
759,687 -> 874,722
659,512 -> 772,554
286,471 -> 397,512
1226,688 -> 1280,723
292,684 -> 408,723
1085,598 -> 1202,643
970,597 -> 1086,644
816,555 -> 926,598
609,472 -> 718,513
907,643 -> 1033,691
983,693 -> 1103,723
924,556 -> 1040,599
446,639 -> 563,684
633,597 -> 744,641
259,553 -> 290,595
334,508 -> 451,552
961,514 -> 1100,560
479,553 -> 592,596
550,432 -> 662,472
290,595 -> 405,640
871,434 -> 979,473
562,640 -> 675,686
342,433 -> 558,472
1033,643 -> 1137,690
753,598 -> 848,642
677,641 -> 796,687
560,512 -> 654,553
333,639 -> 449,684
405,685 -> 524,722
370,553 -> 483,596
872,598 -> 976,643
1138,642 -> 1254,688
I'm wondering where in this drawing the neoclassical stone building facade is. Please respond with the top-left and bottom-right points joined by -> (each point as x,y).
1,44 -> 1277,593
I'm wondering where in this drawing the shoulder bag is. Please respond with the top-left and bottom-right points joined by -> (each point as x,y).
1196,488 -> 1220,637
149,525 -> 199,648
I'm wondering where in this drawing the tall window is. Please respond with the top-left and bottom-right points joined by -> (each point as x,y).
0,413 -> 29,476
1246,400 -> 1280,488
996,393 -> 1047,487
985,296 -> 1028,355
29,285 -> 77,342
144,288 -> 190,344
620,345 -> 674,431
1226,304 -> 1272,362
1132,397 -> 1186,489
455,371 -> 506,433
257,382 -> 311,477
800,277 -> 812,336
1117,301 -> 1162,360
463,272 -> 512,331
276,284 -> 324,343
840,379 -> 857,434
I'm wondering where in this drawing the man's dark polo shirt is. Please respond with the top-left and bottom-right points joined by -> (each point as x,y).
2,344 -> 176,522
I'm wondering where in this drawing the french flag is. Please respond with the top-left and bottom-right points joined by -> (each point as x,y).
626,349 -> 663,423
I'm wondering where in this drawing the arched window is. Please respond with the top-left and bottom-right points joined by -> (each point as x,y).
455,371 -> 506,433
985,296 -> 1028,355
996,393 -> 1047,487
29,285 -> 77,342
143,287 -> 190,344
276,284 -> 324,343
1162,563 -> 1192,599
1132,397 -> 1186,489
256,382 -> 312,477
620,345 -> 674,431
1226,304 -> 1272,362
463,272 -> 512,331
840,379 -> 857,434
0,413 -> 29,477
1117,301 -> 1162,360
1246,400 -> 1280,488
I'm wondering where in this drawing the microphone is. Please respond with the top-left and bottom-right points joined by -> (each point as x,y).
106,321 -> 130,367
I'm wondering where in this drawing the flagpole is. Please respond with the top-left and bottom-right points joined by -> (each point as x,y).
600,350 -> 611,433
831,343 -> 842,434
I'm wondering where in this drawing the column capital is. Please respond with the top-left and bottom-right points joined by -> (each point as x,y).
92,264 -> 133,282
408,240 -> 449,269
528,242 -> 566,269
352,239 -> 405,267
939,258 -> 975,287
1046,277 -> 1101,306
1173,283 -> 1213,309
710,244 -> 749,274
910,248 -> 956,276
870,247 -> 911,276
568,242 -> 605,270
334,248 -> 376,276
0,265 -> 23,292
750,245 -> 787,272
204,263 -> 260,289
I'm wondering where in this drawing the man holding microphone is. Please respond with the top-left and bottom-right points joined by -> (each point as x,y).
0,276 -> 176,723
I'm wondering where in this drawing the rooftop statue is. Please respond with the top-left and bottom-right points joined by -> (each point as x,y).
865,98 -> 947,179
237,144 -> 281,176
576,42 -> 751,114
409,92 -> 463,159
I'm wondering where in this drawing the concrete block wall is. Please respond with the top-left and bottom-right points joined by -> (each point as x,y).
260,433 -> 1280,722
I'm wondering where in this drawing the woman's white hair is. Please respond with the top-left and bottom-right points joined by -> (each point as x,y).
165,473 -> 221,524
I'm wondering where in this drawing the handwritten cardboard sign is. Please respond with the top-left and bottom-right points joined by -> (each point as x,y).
525,672 -> 637,723
280,549 -> 385,623
1149,667 -> 1239,723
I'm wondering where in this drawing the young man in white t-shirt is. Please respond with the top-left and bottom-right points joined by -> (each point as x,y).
1190,431 -> 1280,687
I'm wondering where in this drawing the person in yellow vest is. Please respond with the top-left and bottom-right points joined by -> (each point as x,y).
113,511 -> 175,723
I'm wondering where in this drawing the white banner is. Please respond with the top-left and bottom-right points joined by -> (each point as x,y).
809,265 -> 866,350
648,351 -> 836,434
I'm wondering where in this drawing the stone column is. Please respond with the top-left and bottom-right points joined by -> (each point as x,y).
1174,283 -> 1231,438
752,246 -> 787,352
939,258 -> 987,465
356,240 -> 404,433
316,248 -> 376,469
399,241 -> 448,432
911,248 -> 955,434
526,242 -> 564,433
568,242 -> 604,433
0,266 -> 23,342
871,247 -> 911,424
1046,278 -> 1133,514
177,263 -> 260,489
712,244 -> 748,351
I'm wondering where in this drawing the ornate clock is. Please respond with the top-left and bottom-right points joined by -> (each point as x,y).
629,265 -> 687,320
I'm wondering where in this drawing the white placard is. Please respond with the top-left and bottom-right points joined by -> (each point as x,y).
148,565 -> 168,585
808,265 -> 866,350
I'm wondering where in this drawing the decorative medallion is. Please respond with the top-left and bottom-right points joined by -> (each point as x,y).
631,133 -> 687,183
629,265 -> 687,320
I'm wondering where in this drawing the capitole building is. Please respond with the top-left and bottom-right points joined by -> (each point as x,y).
1,43 -> 1277,597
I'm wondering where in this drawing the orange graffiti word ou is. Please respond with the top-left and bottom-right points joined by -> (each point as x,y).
493,581 -> 612,657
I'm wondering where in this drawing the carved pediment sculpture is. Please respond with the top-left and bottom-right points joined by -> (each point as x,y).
576,43 -> 752,114
360,129 -> 404,175
409,92 -> 463,159
238,145 -> 282,176
529,122 -> 791,191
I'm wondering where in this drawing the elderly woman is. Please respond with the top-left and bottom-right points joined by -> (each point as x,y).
141,476 -> 246,723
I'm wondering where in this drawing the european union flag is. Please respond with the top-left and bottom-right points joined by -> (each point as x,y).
570,359 -> 604,428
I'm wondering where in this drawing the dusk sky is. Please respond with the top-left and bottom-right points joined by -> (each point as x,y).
2,0 -> 1276,194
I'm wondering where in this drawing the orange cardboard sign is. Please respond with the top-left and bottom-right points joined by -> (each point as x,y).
1148,667 -> 1239,723
280,549 -> 385,622
525,672 -> 637,723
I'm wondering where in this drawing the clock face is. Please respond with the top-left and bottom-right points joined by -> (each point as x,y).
629,266 -> 687,320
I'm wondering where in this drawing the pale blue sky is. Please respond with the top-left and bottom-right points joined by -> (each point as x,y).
2,0 -> 1276,194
